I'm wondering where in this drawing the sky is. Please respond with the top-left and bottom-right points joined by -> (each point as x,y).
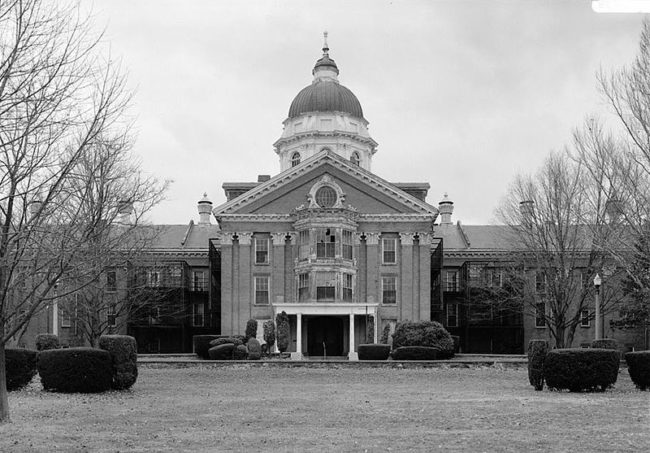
84,0 -> 646,226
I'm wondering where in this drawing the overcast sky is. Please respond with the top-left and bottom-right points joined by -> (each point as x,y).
86,0 -> 645,226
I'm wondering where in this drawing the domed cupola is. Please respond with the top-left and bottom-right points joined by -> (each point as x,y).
275,32 -> 377,172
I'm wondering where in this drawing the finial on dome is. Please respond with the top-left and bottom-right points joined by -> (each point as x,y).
323,31 -> 329,56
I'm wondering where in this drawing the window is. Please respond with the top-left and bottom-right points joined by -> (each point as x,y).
535,302 -> 546,328
316,272 -> 336,301
299,230 -> 310,261
291,152 -> 301,167
255,238 -> 269,264
147,270 -> 160,287
535,272 -> 546,293
382,238 -> 396,264
343,274 -> 353,301
580,309 -> 590,327
445,270 -> 458,292
192,270 -> 207,292
382,276 -> 397,304
298,273 -> 309,302
315,186 -> 337,208
60,304 -> 71,328
106,270 -> 117,292
107,305 -> 117,327
317,286 -> 335,300
316,228 -> 336,258
350,151 -> 360,166
446,303 -> 458,328
486,269 -> 502,288
342,230 -> 353,260
193,303 -> 205,327
255,276 -> 269,305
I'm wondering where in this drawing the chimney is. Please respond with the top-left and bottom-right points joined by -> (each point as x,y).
258,175 -> 271,182
519,200 -> 534,227
438,193 -> 454,225
117,201 -> 133,225
197,193 -> 213,225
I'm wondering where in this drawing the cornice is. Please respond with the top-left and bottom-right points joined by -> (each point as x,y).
274,130 -> 378,149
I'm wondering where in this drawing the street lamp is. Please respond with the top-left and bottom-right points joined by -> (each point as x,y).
594,273 -> 602,340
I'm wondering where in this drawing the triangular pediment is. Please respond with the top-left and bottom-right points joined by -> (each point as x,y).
213,151 -> 438,222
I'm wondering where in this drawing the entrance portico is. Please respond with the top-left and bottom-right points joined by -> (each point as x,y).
274,303 -> 378,360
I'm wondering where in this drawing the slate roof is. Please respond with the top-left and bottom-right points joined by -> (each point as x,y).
145,223 -> 220,252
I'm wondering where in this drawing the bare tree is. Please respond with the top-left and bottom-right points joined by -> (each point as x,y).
497,152 -> 624,348
0,0 -> 148,422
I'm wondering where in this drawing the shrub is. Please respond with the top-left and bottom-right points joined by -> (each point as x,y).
36,334 -> 59,351
245,319 -> 257,342
392,320 -> 455,359
208,344 -> 235,360
99,335 -> 138,390
625,351 -> 650,390
391,346 -> 438,360
380,324 -> 391,344
276,311 -> 290,353
5,348 -> 38,391
38,348 -> 112,393
358,344 -> 391,360
209,337 -> 243,348
527,339 -> 548,391
366,317 -> 375,343
233,344 -> 248,360
193,335 -> 221,359
247,338 -> 262,360
263,320 -> 275,352
591,339 -> 619,350
544,348 -> 620,392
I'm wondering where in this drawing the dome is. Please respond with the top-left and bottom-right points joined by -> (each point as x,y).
288,81 -> 364,119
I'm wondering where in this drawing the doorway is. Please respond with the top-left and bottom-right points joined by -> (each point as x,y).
307,316 -> 344,357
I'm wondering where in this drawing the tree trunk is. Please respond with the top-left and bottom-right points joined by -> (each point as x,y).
0,340 -> 10,423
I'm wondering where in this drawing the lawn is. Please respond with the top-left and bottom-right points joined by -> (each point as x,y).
1,365 -> 649,452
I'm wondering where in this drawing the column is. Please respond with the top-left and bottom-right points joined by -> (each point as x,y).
271,233 -> 286,304
238,232 -> 252,332
400,233 -> 414,320
365,232 -> 379,304
292,313 -> 303,360
374,308 -> 379,343
348,313 -> 358,361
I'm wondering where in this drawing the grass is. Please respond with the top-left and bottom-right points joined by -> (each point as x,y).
1,365 -> 649,452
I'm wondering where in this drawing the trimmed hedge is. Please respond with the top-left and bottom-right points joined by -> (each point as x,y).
208,344 -> 235,360
544,348 -> 620,392
263,320 -> 276,352
209,337 -> 244,348
193,335 -> 221,359
591,339 -> 619,350
527,340 -> 548,391
36,334 -> 59,351
276,311 -> 290,353
233,344 -> 248,360
380,324 -> 391,344
391,346 -> 438,361
245,319 -> 257,341
358,344 -> 391,360
247,338 -> 262,360
5,348 -> 39,391
625,351 -> 650,390
99,335 -> 138,390
392,320 -> 455,359
38,348 -> 112,393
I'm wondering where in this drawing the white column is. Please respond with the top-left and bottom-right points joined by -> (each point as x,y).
292,313 -> 304,360
348,314 -> 358,361
373,309 -> 378,343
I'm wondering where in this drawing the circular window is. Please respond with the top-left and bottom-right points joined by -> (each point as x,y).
315,186 -> 337,208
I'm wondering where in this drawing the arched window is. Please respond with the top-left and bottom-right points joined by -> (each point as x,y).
291,152 -> 301,167
350,152 -> 360,166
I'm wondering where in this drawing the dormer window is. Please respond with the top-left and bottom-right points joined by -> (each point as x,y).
291,152 -> 301,167
351,152 -> 360,166
315,186 -> 337,208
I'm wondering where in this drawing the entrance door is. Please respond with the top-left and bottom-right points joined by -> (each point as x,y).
307,316 -> 344,356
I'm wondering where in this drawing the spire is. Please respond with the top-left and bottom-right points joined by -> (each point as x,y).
322,31 -> 329,56
313,31 -> 339,80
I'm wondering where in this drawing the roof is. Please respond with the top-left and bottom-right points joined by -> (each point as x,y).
146,223 -> 220,252
288,80 -> 364,119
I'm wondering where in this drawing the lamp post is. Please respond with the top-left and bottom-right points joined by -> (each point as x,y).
594,273 -> 602,340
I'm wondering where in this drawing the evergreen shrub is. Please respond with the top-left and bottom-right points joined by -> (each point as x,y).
247,338 -> 262,360
208,344 -> 235,360
276,311 -> 290,353
527,339 -> 548,391
391,346 -> 438,360
5,348 -> 39,391
591,339 -> 619,350
193,335 -> 221,359
233,344 -> 248,360
38,348 -> 112,393
209,337 -> 243,348
358,344 -> 391,360
263,320 -> 276,353
380,324 -> 391,344
392,320 -> 455,359
625,351 -> 650,390
245,319 -> 257,341
99,335 -> 138,390
36,334 -> 59,351
544,348 -> 620,392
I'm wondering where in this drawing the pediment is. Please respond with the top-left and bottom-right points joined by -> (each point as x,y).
213,150 -> 438,221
